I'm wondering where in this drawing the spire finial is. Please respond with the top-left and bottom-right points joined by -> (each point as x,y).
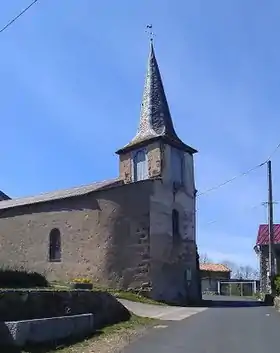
146,24 -> 155,43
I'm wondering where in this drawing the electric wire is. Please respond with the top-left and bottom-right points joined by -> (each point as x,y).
0,0 -> 38,34
199,203 -> 264,227
197,163 -> 265,197
195,142 -> 280,229
197,142 -> 280,198
264,143 -> 280,163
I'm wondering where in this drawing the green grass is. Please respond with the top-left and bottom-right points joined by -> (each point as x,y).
112,290 -> 166,305
50,282 -> 166,306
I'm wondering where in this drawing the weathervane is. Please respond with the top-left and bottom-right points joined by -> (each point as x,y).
146,24 -> 155,42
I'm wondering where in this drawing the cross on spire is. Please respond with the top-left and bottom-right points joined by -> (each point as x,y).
146,24 -> 155,42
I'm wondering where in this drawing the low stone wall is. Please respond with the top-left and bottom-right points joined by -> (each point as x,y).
274,296 -> 280,311
0,290 -> 130,329
1,313 -> 94,346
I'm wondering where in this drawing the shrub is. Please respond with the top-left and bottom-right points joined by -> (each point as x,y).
274,275 -> 280,296
71,277 -> 92,284
0,268 -> 49,288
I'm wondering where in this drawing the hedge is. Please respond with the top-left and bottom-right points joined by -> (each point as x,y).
0,268 -> 49,288
274,275 -> 280,296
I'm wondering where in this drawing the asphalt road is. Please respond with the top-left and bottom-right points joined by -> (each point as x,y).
123,296 -> 280,353
119,298 -> 207,320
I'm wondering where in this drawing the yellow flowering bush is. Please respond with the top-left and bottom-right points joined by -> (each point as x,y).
71,277 -> 92,284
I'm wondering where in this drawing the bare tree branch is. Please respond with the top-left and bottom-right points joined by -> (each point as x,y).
198,254 -> 259,279
199,253 -> 212,264
222,261 -> 259,280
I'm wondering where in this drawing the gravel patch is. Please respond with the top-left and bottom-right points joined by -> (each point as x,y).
84,326 -> 149,353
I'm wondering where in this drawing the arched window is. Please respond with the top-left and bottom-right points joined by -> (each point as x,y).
133,149 -> 148,181
49,228 -> 61,262
172,209 -> 180,244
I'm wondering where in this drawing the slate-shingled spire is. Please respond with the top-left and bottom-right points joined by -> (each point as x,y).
116,41 -> 197,154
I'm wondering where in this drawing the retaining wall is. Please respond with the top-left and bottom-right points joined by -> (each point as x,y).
0,289 -> 130,328
0,313 -> 94,346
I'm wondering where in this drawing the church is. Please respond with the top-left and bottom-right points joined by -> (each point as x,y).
0,41 -> 201,305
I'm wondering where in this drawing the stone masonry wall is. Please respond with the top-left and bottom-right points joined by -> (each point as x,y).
149,179 -> 199,305
0,181 -> 153,290
118,141 -> 200,304
147,142 -> 162,178
147,143 -> 199,304
119,141 -> 162,184
119,153 -> 132,183
260,245 -> 269,293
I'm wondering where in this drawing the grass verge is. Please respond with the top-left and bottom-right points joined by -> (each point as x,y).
111,290 -> 166,305
50,282 -> 166,306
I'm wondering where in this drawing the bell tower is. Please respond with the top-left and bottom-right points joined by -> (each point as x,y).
116,36 -> 200,304
116,41 -> 197,185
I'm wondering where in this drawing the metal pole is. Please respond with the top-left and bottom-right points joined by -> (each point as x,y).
267,160 -> 275,292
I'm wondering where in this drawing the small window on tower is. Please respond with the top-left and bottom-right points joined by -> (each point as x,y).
49,228 -> 61,262
172,148 -> 184,185
172,209 -> 180,244
133,149 -> 148,181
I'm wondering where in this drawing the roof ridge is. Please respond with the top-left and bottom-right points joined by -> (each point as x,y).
199,263 -> 231,272
2,178 -> 120,202
0,178 -> 122,211
0,190 -> 10,200
201,262 -> 227,265
259,223 -> 280,226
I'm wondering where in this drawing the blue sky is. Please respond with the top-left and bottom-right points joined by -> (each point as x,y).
1,0 -> 280,269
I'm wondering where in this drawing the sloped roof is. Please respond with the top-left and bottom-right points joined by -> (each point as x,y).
256,224 -> 280,245
0,178 -> 122,210
0,191 -> 10,201
199,263 -> 231,272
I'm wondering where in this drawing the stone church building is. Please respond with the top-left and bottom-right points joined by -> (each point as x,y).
0,42 -> 201,304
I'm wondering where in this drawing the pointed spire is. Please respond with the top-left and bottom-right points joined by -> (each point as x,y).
116,41 -> 197,154
135,41 -> 178,138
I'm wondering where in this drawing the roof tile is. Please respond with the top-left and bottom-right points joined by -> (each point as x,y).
256,224 -> 280,245
199,263 -> 231,272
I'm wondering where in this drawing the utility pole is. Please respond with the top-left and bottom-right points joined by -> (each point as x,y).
267,160 -> 275,292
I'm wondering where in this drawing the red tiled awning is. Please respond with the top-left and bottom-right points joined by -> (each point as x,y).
256,224 -> 280,245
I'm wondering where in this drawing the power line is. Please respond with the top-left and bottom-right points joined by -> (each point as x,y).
197,141 -> 280,198
197,162 -> 265,197
0,0 -> 39,34
198,203 -> 264,227
264,143 -> 280,162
